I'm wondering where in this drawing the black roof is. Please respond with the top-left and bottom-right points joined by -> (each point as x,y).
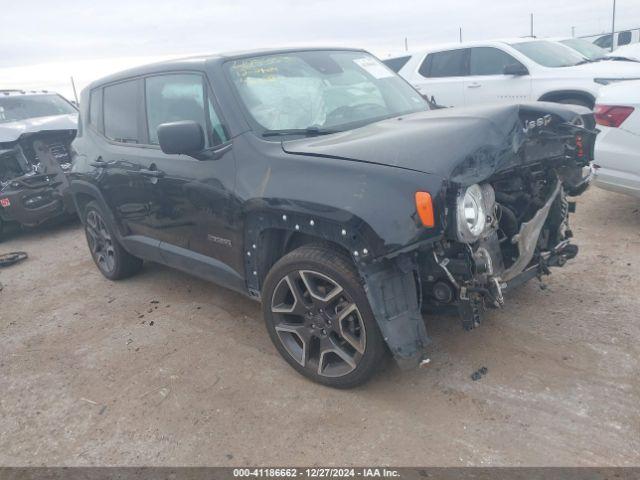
87,47 -> 366,90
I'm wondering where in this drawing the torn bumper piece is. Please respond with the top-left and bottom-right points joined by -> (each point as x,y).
360,254 -> 430,370
0,174 -> 73,226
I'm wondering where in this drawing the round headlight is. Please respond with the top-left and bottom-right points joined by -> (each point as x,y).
457,184 -> 486,242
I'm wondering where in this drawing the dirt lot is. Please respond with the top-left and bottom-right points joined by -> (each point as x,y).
1,186 -> 639,466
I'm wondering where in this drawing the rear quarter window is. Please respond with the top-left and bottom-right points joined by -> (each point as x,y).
88,88 -> 101,130
594,34 -> 612,49
419,49 -> 468,78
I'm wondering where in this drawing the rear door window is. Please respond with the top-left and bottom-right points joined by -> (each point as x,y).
469,47 -> 522,75
419,49 -> 468,78
103,80 -> 140,143
594,34 -> 612,49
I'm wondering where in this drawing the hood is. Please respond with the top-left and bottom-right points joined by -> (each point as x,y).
560,60 -> 640,76
0,113 -> 77,144
607,44 -> 640,62
282,102 -> 591,184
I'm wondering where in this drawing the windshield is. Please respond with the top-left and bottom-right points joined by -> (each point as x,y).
560,38 -> 608,60
225,50 -> 428,134
510,40 -> 586,67
0,94 -> 76,124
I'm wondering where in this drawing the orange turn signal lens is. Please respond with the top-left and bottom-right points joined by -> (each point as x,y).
415,191 -> 435,228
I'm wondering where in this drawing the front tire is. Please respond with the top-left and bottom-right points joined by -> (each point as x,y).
83,201 -> 142,280
262,244 -> 386,388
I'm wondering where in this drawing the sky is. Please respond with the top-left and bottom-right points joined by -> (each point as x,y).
1,0 -> 639,99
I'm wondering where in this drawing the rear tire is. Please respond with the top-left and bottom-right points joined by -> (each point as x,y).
262,244 -> 386,388
83,201 -> 142,280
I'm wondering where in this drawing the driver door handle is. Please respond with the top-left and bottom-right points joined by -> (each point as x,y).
139,166 -> 165,178
467,82 -> 482,89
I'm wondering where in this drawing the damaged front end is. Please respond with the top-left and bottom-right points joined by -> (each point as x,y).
355,104 -> 598,369
0,130 -> 76,231
419,106 -> 597,333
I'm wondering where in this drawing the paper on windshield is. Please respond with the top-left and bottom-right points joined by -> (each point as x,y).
353,57 -> 394,79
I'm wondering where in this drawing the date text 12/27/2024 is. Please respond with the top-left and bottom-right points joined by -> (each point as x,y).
232,468 -> 400,478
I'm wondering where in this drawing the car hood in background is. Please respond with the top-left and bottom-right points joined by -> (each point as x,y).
607,44 -> 640,62
0,113 -> 78,143
282,102 -> 591,185
559,60 -> 640,77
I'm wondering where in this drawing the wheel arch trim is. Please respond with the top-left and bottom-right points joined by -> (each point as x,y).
243,207 -> 386,297
69,179 -> 124,241
537,90 -> 596,107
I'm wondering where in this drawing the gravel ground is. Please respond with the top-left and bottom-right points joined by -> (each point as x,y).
0,187 -> 639,466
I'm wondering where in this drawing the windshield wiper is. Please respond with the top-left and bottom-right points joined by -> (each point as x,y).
575,58 -> 597,65
607,56 -> 639,62
262,126 -> 341,137
576,57 -> 621,65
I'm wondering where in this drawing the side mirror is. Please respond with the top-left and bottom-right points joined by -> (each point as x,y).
503,63 -> 528,76
422,94 -> 447,109
157,121 -> 204,156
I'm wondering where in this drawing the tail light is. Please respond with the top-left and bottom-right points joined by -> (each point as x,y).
594,104 -> 634,127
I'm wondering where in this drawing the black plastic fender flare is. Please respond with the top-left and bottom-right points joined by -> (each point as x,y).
69,179 -> 123,240
243,207 -> 382,295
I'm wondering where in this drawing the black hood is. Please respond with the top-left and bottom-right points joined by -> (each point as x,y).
0,113 -> 77,144
282,102 -> 592,185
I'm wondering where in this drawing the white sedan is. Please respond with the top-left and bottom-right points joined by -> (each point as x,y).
593,80 -> 640,198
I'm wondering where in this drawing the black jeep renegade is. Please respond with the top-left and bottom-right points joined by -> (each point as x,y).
70,48 -> 596,388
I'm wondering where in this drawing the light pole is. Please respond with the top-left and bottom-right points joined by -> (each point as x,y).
530,13 -> 534,37
611,0 -> 616,52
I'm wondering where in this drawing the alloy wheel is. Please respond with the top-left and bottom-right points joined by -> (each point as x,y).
85,210 -> 116,274
270,270 -> 367,377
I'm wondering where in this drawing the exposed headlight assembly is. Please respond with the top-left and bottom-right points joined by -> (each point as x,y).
456,183 -> 494,243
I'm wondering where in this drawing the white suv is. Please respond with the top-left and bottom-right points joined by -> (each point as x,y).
386,38 -> 640,108
591,29 -> 640,51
